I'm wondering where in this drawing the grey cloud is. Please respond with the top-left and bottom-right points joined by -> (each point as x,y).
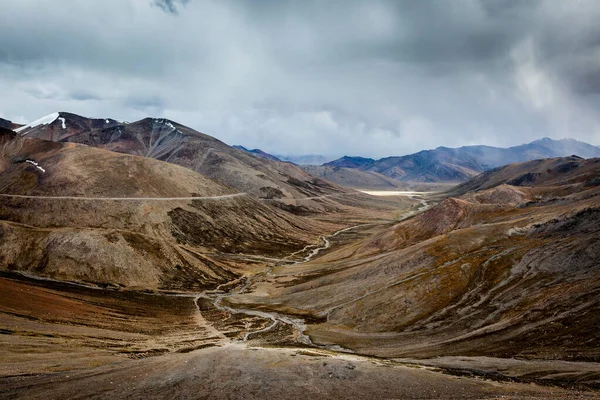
0,0 -> 599,158
123,95 -> 167,113
152,0 -> 190,14
68,90 -> 104,102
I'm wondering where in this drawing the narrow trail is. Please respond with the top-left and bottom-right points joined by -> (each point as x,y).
291,223 -> 373,264
0,191 -> 354,203
258,192 -> 355,202
0,193 -> 246,201
192,295 -> 226,340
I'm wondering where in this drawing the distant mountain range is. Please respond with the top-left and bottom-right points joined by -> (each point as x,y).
230,137 -> 600,187
233,146 -> 332,166
232,145 -> 282,162
276,154 -> 332,165
9,113 -> 600,187
321,138 -> 600,183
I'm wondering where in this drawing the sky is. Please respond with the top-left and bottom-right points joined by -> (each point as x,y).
1,0 -> 600,159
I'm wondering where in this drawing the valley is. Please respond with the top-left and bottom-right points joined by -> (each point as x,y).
4,2 -> 600,397
1,115 -> 599,399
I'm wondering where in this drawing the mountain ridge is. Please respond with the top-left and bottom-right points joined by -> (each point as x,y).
324,138 -> 600,183
0,130 -> 338,290
14,112 -> 353,212
0,117 -> 23,131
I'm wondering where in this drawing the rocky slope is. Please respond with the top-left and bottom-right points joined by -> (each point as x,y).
448,155 -> 600,195
302,165 -> 407,189
16,113 -> 352,212
227,156 -> 600,362
0,128 -> 334,290
0,117 -> 22,131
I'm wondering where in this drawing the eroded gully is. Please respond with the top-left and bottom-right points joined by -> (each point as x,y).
191,196 -> 432,349
191,223 -> 370,350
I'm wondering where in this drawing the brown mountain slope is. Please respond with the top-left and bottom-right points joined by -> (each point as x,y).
448,155 -> 600,196
0,129 -> 335,290
226,157 -> 600,362
17,113 -> 352,209
302,165 -> 408,189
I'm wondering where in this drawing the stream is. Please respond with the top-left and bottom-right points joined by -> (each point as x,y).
193,223 -> 369,348
195,196 -> 433,348
9,196 -> 431,351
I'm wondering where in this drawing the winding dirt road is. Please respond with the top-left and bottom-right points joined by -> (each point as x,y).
0,193 -> 246,201
0,192 -> 356,202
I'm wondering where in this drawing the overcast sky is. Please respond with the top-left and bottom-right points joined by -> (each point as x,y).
1,0 -> 599,158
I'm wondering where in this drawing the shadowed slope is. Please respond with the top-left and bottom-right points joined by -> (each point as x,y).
0,131 -> 334,290
0,118 -> 22,131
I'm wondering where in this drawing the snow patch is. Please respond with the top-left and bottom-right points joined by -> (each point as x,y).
25,159 -> 46,173
157,118 -> 177,131
15,112 -> 60,134
58,117 -> 66,129
105,119 -> 110,124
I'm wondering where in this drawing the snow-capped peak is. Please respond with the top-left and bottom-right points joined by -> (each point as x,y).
15,112 -> 60,134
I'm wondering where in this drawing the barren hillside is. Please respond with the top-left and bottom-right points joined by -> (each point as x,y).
227,157 -> 600,364
0,129 -> 336,290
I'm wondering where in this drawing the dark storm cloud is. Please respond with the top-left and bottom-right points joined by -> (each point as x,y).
0,0 -> 599,157
152,0 -> 190,14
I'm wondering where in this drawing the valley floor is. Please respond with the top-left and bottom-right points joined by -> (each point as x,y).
2,190 -> 600,399
2,342 -> 596,400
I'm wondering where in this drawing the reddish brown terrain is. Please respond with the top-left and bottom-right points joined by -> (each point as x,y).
1,118 -> 600,398
225,156 -> 600,390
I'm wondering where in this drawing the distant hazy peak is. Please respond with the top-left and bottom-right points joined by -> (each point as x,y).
323,156 -> 375,168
